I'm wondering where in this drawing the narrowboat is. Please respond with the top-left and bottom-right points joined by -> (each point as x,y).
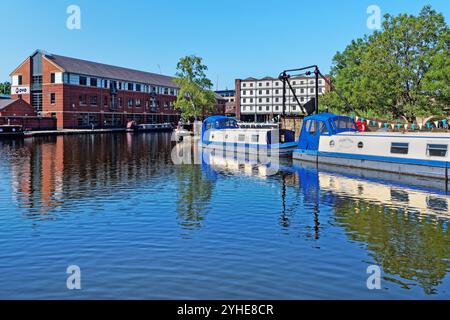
126,121 -> 173,132
292,113 -> 450,181
0,125 -> 24,138
200,116 -> 298,155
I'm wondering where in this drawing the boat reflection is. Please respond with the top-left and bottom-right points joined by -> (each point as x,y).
202,152 -> 450,294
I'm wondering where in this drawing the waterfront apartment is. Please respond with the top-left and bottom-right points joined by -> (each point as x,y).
235,76 -> 330,122
9,50 -> 183,129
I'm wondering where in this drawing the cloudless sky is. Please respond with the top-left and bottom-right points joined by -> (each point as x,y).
1,0 -> 449,89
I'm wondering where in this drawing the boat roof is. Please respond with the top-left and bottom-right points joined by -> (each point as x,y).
204,116 -> 237,122
305,113 -> 351,122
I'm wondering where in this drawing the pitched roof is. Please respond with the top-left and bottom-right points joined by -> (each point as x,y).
0,98 -> 17,110
44,53 -> 177,88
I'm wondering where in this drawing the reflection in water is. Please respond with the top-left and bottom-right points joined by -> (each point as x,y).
1,133 -> 174,219
176,164 -> 214,231
0,136 -> 449,298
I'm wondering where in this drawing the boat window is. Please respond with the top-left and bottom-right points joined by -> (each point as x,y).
334,117 -> 356,130
238,134 -> 245,142
427,144 -> 448,157
308,120 -> 317,135
319,121 -> 329,134
251,135 -> 259,143
390,142 -> 409,154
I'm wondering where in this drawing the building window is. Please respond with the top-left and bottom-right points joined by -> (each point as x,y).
50,93 -> 55,104
118,97 -> 122,107
310,88 -> 314,93
266,106 -> 269,111
128,98 -> 133,108
250,98 -> 253,103
275,98 -> 279,102
266,98 -> 270,102
251,135 -> 259,143
136,99 -> 141,107
136,84 -> 141,92
293,81 -> 296,85
18,75 -> 23,85
266,90 -> 269,94
127,83 -> 133,91
79,76 -> 87,86
90,95 -> 97,105
164,88 -> 169,95
259,90 -> 262,95
103,80 -> 109,88
250,83 -> 253,87
79,94 -> 87,105
104,96 -> 108,106
250,90 -> 253,95
50,73 -> 56,84
90,78 -> 98,87
259,98 -> 262,103
258,83 -> 262,87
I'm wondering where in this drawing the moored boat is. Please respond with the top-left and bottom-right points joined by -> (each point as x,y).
0,125 -> 24,138
126,121 -> 173,132
293,113 -> 450,181
200,116 -> 298,155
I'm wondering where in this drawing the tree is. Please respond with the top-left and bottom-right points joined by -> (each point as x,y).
0,82 -> 11,95
173,55 -> 216,121
321,5 -> 450,121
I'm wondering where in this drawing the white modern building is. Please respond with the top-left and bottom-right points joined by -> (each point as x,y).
235,76 -> 330,121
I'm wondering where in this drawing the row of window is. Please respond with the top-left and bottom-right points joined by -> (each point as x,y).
242,79 -> 323,88
242,96 -> 314,104
390,143 -> 448,157
57,73 -> 178,96
242,87 -> 324,96
241,105 -> 302,112
49,93 -> 173,109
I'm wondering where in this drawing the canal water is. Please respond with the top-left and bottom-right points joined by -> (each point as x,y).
0,133 -> 449,299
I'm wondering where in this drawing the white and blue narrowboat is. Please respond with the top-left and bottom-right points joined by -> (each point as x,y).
293,113 -> 450,181
200,116 -> 298,155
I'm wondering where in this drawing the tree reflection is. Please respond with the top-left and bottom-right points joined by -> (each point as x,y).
334,199 -> 450,294
175,164 -> 215,230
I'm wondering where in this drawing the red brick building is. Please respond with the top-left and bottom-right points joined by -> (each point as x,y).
0,98 -> 36,117
10,50 -> 184,129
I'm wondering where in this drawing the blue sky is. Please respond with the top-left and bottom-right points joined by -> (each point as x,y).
1,0 -> 449,89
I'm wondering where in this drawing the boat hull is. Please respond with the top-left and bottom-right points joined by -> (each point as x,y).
293,149 -> 449,180
201,141 -> 297,156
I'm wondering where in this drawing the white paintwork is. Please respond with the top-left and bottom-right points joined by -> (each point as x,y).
319,131 -> 450,162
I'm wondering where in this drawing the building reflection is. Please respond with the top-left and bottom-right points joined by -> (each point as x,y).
4,133 -> 174,218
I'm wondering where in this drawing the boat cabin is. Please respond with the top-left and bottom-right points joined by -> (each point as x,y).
298,113 -> 357,152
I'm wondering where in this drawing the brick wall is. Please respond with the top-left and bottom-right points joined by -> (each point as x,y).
10,57 -> 31,105
0,99 -> 36,117
0,117 -> 56,131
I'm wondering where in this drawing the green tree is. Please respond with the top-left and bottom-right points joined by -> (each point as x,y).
0,82 -> 11,95
322,5 -> 450,121
173,55 -> 216,121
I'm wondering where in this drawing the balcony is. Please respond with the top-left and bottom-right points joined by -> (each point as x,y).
30,83 -> 42,91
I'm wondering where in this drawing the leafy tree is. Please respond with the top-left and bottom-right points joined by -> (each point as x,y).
173,55 -> 216,121
322,5 -> 450,121
0,82 -> 11,95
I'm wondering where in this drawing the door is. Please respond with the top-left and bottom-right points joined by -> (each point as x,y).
299,119 -> 321,151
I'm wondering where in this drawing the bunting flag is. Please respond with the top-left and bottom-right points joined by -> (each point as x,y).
411,124 -> 416,130
397,124 -> 402,129
404,124 -> 408,130
384,123 -> 389,128
418,123 -> 423,130
378,122 -> 383,128
366,119 -> 371,125
434,121 -> 439,127
355,116 -> 359,121
390,124 -> 395,129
